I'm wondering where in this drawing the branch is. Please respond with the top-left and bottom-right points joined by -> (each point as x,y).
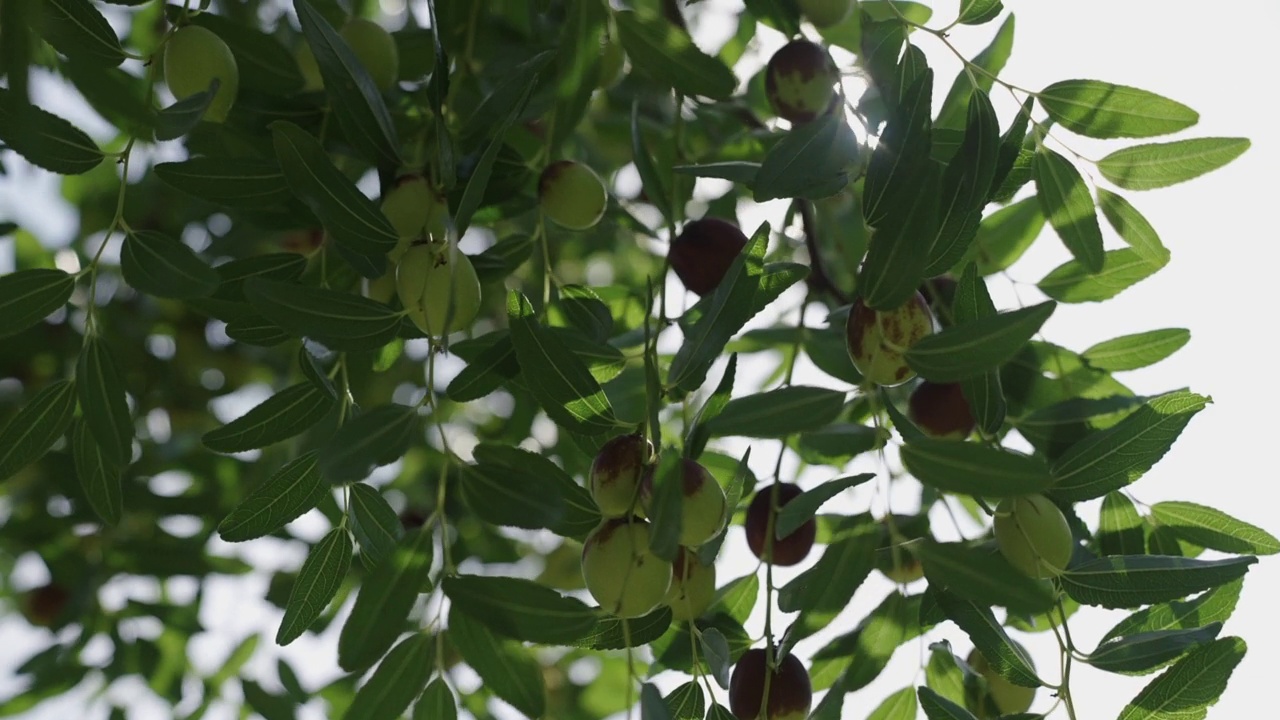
795,198 -> 850,305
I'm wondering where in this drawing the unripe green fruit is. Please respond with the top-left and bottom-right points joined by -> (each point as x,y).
599,38 -> 626,89
845,292 -> 934,387
340,18 -> 399,92
396,244 -> 482,337
295,43 -> 323,92
539,160 -> 608,230
590,434 -> 654,518
967,649 -> 1037,716
381,176 -> 433,242
876,545 -> 924,584
797,0 -> 853,28
668,459 -> 727,547
729,648 -> 813,720
164,25 -> 239,123
365,267 -> 397,304
994,494 -> 1075,579
666,547 -> 716,621
765,40 -> 839,124
581,518 -> 672,618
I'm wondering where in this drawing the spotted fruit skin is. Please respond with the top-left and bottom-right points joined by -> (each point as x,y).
765,40 -> 838,123
908,380 -> 976,440
845,292 -> 934,387
396,244 -> 482,337
164,26 -> 239,123
797,0 -> 853,28
665,547 -> 716,621
967,648 -> 1037,716
745,483 -> 815,566
994,494 -> 1075,579
340,18 -> 399,91
729,648 -> 813,720
539,160 -> 608,230
590,434 -> 654,518
581,518 -> 672,618
669,218 -> 748,296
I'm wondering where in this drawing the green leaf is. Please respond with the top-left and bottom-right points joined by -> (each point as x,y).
814,590 -> 916,693
454,81 -> 533,237
461,443 -> 600,541
345,634 -> 434,720
901,439 -> 1053,497
0,87 -> 103,174
641,683 -> 673,720
1098,137 -> 1250,191
470,234 -> 534,284
76,336 -> 133,468
71,420 -> 121,525
701,628 -> 732,689
632,101 -> 674,223
952,266 -> 1006,434
1035,148 -> 1104,273
615,10 -> 737,101
711,572 -> 759,625
1099,491 -> 1146,557
957,0 -> 1003,25
338,527 -> 434,671
349,483 -> 404,566
906,301 -> 1056,382
293,0 -> 400,166
154,158 -> 293,209
864,70 -> 934,225
277,527 -> 353,645
39,0 -> 125,65
1038,79 -> 1198,139
225,315 -> 291,347
778,526 -> 877,634
867,687 -> 918,720
413,679 -> 456,720
960,197 -> 1044,276
647,451 -> 685,562
685,354 -> 737,460
775,474 -> 875,540
318,404 -> 419,484
860,161 -> 941,310
1050,391 -> 1209,502
706,386 -> 846,439
924,641 -> 967,706
1038,248 -> 1162,303
0,268 -> 74,338
1087,623 -> 1222,675
507,291 -> 619,435
917,686 -> 979,720
1097,189 -> 1170,268
753,113 -> 858,202
1102,579 -> 1243,644
932,590 -> 1040,687
447,607 -> 545,719
917,541 -> 1055,614
121,231 -> 219,299
1062,555 -> 1256,609
218,452 -> 326,542
152,83 -> 217,142
1083,329 -> 1190,372
442,575 -> 597,645
924,89 -> 1000,274
1115,637 -> 1246,720
298,347 -> 338,401
573,606 -> 673,651
1150,502 -> 1280,556
0,380 -> 77,484
202,382 -> 335,454
244,278 -> 401,351
672,161 -> 761,186
935,17 -> 1015,132
664,681 -> 704,719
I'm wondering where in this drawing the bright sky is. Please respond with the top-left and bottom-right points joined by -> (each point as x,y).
1,1 -> 1277,719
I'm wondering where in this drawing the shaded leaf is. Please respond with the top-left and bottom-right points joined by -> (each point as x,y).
318,404 -> 418,484
1102,579 -> 1243,644
906,302 -> 1056,382
0,87 -> 103,174
154,158 -> 293,209
615,10 -> 737,100
76,336 -> 133,467
244,277 -> 401,351
277,527 -> 352,645
447,607 -> 545,718
1115,637 -> 1246,720
39,0 -> 125,66
775,474 -> 875,540
338,528 -> 434,671
443,575 -> 597,645
1062,555 -> 1256,609
1150,502 -> 1280,556
71,419 -> 121,525
902,439 -> 1052,497
706,386 -> 846,439
218,453 -> 326,542
203,382 -> 334,454
345,634 -> 434,720
121,231 -> 219,299
918,541 -> 1055,614
0,380 -> 78,484
350,483 -> 404,566
0,268 -> 74,338
1087,623 -> 1222,675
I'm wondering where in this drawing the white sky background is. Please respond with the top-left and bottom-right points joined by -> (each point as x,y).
1,1 -> 1278,719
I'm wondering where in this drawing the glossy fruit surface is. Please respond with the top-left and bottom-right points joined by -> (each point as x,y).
994,494 -> 1075,579
396,244 -> 482,337
967,648 -> 1037,716
845,292 -> 934,387
765,40 -> 838,123
669,218 -> 748,296
539,160 -> 608,230
908,380 -> 975,440
797,0 -> 853,27
665,547 -> 716,621
646,458 -> 726,547
164,25 -> 239,123
589,434 -> 653,517
729,648 -> 813,720
340,18 -> 399,91
745,483 -> 815,566
581,517 -> 671,618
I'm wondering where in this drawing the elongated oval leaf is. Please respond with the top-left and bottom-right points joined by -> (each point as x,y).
960,197 -> 1044,276
778,529 -> 877,622
1038,79 -> 1198,139
906,301 -> 1055,382
277,527 -> 353,645
917,541 -> 1055,614
573,606 -> 673,651
345,633 -> 435,720
338,527 -> 434,671
1099,491 -> 1146,557
349,482 -> 405,566
269,120 -> 398,259
39,0 -> 125,66
0,87 -> 103,174
1035,148 -> 1104,272
153,83 -> 217,142
243,277 -> 401,351
1088,623 -> 1222,675
775,474 -> 875,540
76,336 -> 133,468
1062,555 -> 1256,609
615,10 -> 736,100
71,419 -> 121,525
917,686 -> 979,720
0,268 -> 74,338
631,101 -> 674,223
154,158 -> 293,209
958,0 -> 1003,25
0,380 -> 77,484
1096,189 -> 1169,268
1150,502 -> 1280,556
1083,329 -> 1190,372
1102,579 -> 1243,644
413,679 -> 456,720
1115,637 -> 1246,720
203,382 -> 335,454
1099,137 -> 1250,191
1051,391 -> 1209,501
318,404 -> 418,484
443,575 -> 597,645
868,687 -> 919,720
901,439 -> 1052,497
753,113 -> 858,202
446,607 -> 546,718
218,453 -> 326,542
932,590 -> 1039,687
469,443 -> 599,540
1038,248 -> 1162,303
121,231 -> 219,299
707,386 -> 847,439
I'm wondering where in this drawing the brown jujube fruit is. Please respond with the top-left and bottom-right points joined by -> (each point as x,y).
908,380 -> 976,440
745,483 -> 815,566
669,218 -> 748,296
729,647 -> 813,720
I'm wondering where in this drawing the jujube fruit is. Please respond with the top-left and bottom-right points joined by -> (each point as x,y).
919,274 -> 959,327
729,647 -> 813,720
580,517 -> 672,618
340,18 -> 399,92
966,648 -> 1037,717
797,0 -> 853,28
669,218 -> 748,296
381,176 -> 434,242
993,494 -> 1074,579
641,458 -> 727,547
765,40 -> 839,124
164,25 -> 239,123
396,244 -> 482,338
908,380 -> 975,440
745,483 -> 815,566
665,547 -> 716,621
589,434 -> 653,518
844,292 -> 934,387
539,160 -> 608,230
21,582 -> 70,628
